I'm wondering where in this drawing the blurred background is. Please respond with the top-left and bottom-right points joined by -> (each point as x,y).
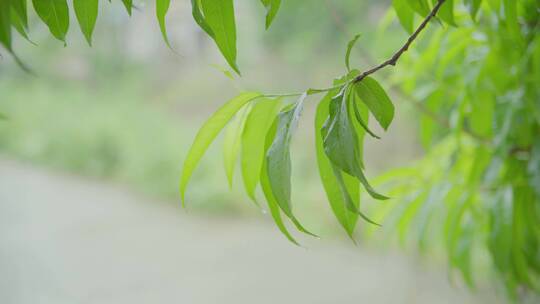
0,0 -> 504,303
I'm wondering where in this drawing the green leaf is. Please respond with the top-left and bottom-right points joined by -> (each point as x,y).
351,92 -> 380,139
464,0 -> 482,20
179,92 -> 261,205
32,0 -> 70,42
315,92 -> 360,238
393,0 -> 415,34
260,121 -> 300,245
191,0 -> 214,37
11,8 -> 31,42
345,34 -> 361,72
406,0 -> 430,17
266,94 -> 318,237
322,86 -> 388,200
353,77 -> 395,131
200,0 -> 240,74
223,104 -> 250,187
121,0 -> 133,16
241,97 -> 283,201
74,0 -> 99,45
266,95 -> 306,218
260,0 -> 281,29
156,0 -> 172,48
432,0 -> 456,26
0,0 -> 12,51
11,0 -> 28,29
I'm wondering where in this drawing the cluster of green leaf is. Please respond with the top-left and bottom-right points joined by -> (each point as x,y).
373,0 -> 539,299
1,0 -> 538,300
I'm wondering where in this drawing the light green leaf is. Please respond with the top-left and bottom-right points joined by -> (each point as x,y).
260,0 -> 281,29
32,0 -> 70,42
393,0 -> 415,34
261,121 -> 299,245
156,0 -> 172,48
191,0 -> 214,37
353,76 -> 395,130
223,104 -> 250,187
406,0 -> 430,17
74,0 -> 99,45
345,34 -> 361,72
241,97 -> 283,201
200,0 -> 239,74
315,92 -> 360,239
121,0 -> 133,16
432,0 -> 456,26
180,92 -> 261,205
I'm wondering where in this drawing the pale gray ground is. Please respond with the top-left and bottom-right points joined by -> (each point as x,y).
0,159 -> 503,304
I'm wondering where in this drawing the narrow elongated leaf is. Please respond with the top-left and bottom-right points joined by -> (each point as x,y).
11,8 -> 31,42
260,0 -> 281,29
191,0 -> 214,37
261,121 -> 299,245
266,94 -> 318,237
353,77 -> 395,130
241,98 -> 283,201
121,0 -> 133,16
345,34 -> 361,72
223,104 -> 250,187
393,0 -> 415,34
32,0 -> 70,42
315,93 -> 360,238
266,94 -> 306,218
74,0 -> 99,45
156,0 -> 172,47
180,92 -> 261,204
323,87 -> 388,200
200,0 -> 239,74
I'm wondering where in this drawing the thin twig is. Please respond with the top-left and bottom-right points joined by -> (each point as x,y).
354,0 -> 447,83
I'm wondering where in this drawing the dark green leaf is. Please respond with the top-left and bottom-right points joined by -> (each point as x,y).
200,0 -> 240,74
266,93 -> 318,237
0,0 -> 12,51
353,77 -> 395,130
315,92 -> 360,239
32,0 -> 70,42
74,0 -> 99,45
11,0 -> 28,29
180,92 -> 261,204
351,92 -> 380,139
261,121 -> 300,245
323,86 -> 388,200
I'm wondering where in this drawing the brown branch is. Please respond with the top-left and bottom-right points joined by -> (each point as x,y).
354,0 -> 447,83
